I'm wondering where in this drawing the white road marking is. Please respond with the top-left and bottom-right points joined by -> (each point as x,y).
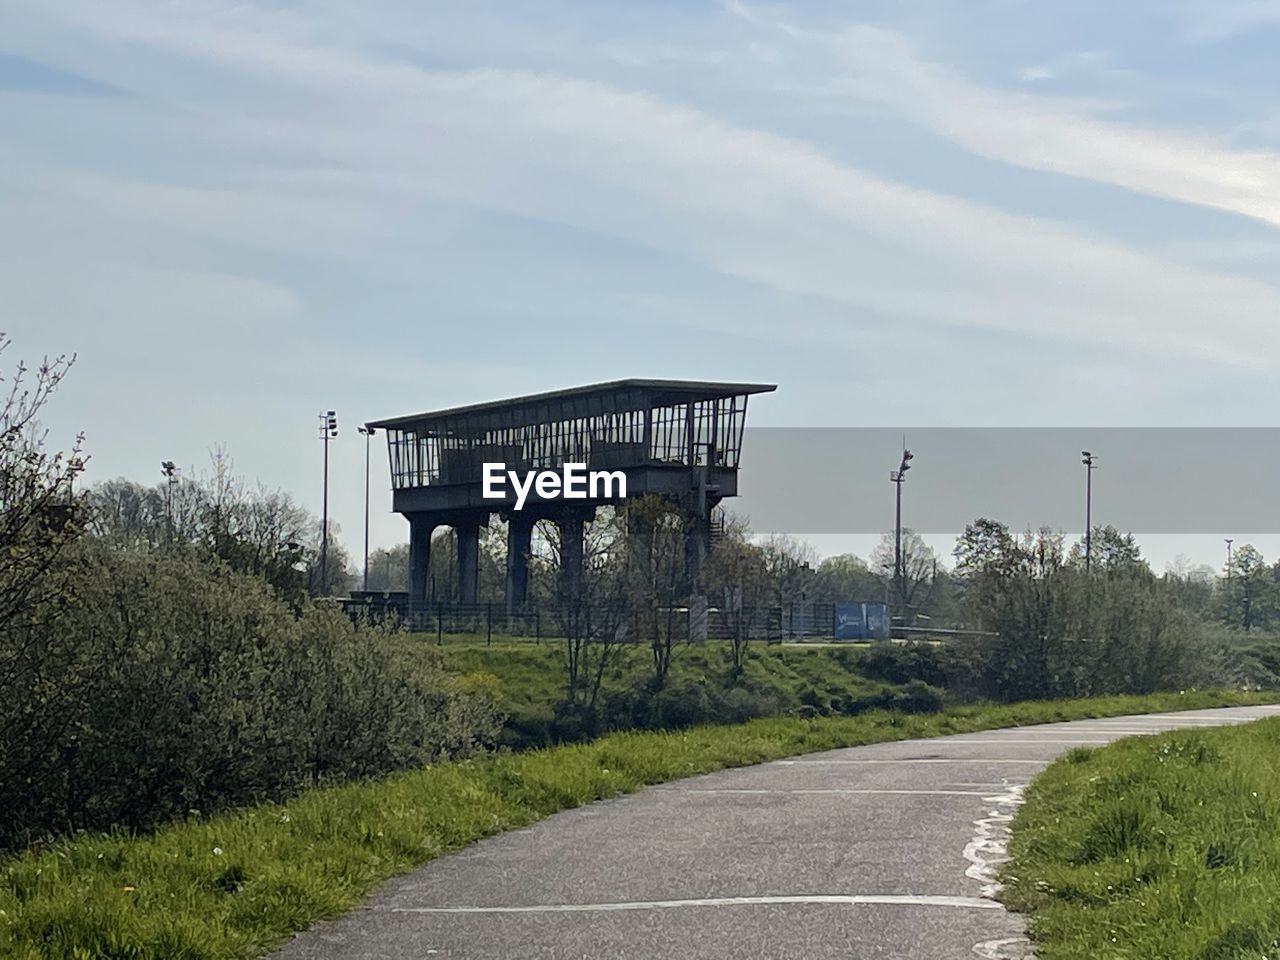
683,788 -> 993,797
991,728 -> 1161,735
972,936 -> 1032,958
963,782 -> 1025,900
380,895 -> 1005,914
1127,715 -> 1251,723
776,759 -> 1046,765
947,742 -> 1116,747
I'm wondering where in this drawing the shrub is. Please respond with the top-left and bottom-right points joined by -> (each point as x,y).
0,544 -> 500,851
890,679 -> 946,714
858,642 -> 949,687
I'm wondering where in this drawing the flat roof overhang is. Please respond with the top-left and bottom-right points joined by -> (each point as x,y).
366,378 -> 777,434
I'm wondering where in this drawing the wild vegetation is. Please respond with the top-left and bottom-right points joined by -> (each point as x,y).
433,639 -> 943,748
0,337 -> 500,852
1003,716 -> 1280,959
3,690 -> 1272,960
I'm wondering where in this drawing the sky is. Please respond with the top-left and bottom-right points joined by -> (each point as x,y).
3,0 -> 1280,573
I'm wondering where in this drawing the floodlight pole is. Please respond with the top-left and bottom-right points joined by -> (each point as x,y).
358,425 -> 375,593
319,411 -> 338,593
889,442 -> 913,612
1081,451 -> 1097,572
160,460 -> 180,544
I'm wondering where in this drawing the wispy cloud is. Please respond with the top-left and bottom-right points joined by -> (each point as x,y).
11,0 -> 1280,376
1177,0 -> 1280,41
824,25 -> 1280,230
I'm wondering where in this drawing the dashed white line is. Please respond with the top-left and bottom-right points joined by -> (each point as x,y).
945,738 -> 1113,744
776,759 -> 1046,765
683,788 -> 993,797
379,895 -> 1005,914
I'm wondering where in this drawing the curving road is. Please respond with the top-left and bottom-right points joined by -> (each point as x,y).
272,704 -> 1280,960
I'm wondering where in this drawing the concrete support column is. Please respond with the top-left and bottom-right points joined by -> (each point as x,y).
505,513 -> 533,612
557,515 -> 585,603
408,515 -> 436,605
456,516 -> 483,604
683,507 -> 711,594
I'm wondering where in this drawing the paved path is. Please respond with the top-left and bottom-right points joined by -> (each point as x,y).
272,705 -> 1280,960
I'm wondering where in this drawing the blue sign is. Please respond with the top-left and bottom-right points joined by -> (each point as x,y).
864,603 -> 890,639
834,602 -> 867,640
834,602 -> 891,640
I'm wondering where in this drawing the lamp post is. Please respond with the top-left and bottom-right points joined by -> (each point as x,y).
319,410 -> 338,593
357,425 -> 376,593
160,460 -> 180,543
1081,450 -> 1097,572
890,444 -> 913,611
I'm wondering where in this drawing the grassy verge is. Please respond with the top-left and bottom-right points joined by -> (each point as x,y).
3,691 -> 1275,960
1002,711 -> 1280,959
417,637 -> 910,747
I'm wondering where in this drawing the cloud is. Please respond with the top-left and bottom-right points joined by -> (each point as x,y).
828,25 -> 1280,231
11,0 -> 1280,376
1177,0 -> 1280,41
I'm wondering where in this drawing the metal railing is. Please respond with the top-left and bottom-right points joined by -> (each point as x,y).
337,596 -> 990,644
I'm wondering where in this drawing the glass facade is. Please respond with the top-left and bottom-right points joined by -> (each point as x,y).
381,386 -> 755,491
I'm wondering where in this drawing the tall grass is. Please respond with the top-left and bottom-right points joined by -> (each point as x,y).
1003,712 -> 1280,958
2,690 -> 1273,960
428,638 -> 924,747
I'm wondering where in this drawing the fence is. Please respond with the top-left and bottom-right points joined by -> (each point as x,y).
336,597 -> 986,644
338,597 -> 788,644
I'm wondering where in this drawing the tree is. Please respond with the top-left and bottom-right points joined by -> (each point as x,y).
0,337 -> 86,633
871,529 -> 939,621
1162,556 -> 1216,618
1218,544 -> 1274,630
811,553 -> 883,603
698,514 -> 772,672
621,495 -> 688,687
0,336 -> 88,816
758,534 -> 818,602
365,543 -> 409,592
1067,525 -> 1146,574
954,518 -> 1017,579
86,453 -> 354,602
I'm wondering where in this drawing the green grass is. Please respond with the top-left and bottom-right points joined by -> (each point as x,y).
1002,711 -> 1280,959
419,636 -> 903,747
2,691 -> 1276,960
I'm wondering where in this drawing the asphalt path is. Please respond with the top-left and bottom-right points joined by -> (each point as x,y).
272,704 -> 1280,960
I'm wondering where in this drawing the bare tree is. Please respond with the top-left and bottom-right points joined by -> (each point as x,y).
872,529 -> 938,620
698,514 -> 771,673
0,335 -> 88,790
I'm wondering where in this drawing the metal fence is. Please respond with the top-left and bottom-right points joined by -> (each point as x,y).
338,597 -> 787,644
336,597 -> 992,644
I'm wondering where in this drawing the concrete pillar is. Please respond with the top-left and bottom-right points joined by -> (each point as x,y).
408,515 -> 435,606
557,515 -> 585,603
456,516 -> 482,604
683,503 -> 712,595
505,513 -> 533,612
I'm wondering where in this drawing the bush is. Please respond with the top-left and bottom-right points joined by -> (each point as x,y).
858,642 -> 949,687
969,566 -> 1231,701
0,544 -> 500,851
890,679 -> 946,714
